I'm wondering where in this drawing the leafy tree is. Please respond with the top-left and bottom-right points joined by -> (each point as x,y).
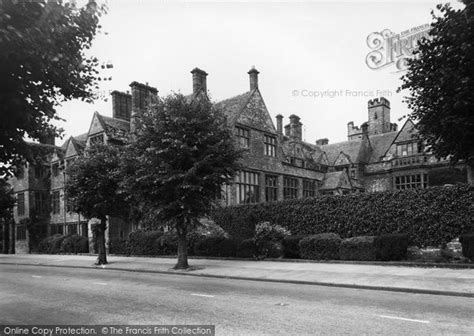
124,94 -> 241,269
65,144 -> 128,265
0,178 -> 15,253
400,0 -> 474,184
0,0 -> 106,176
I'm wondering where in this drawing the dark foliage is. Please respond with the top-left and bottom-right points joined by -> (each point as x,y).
38,234 -> 66,254
211,185 -> 473,247
0,0 -> 106,176
109,237 -> 129,255
194,236 -> 238,257
459,233 -> 474,261
399,1 -> 474,183
374,234 -> 409,261
299,233 -> 341,260
59,235 -> 89,254
282,235 -> 307,259
127,230 -> 164,256
236,239 -> 257,259
339,236 -> 376,261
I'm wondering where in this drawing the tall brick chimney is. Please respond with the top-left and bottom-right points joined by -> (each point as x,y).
276,114 -> 283,135
248,66 -> 259,91
129,81 -> 158,134
289,114 -> 302,141
111,90 -> 132,121
191,68 -> 208,95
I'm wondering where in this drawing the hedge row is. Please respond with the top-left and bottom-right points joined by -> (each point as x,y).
38,234 -> 89,254
211,185 -> 474,247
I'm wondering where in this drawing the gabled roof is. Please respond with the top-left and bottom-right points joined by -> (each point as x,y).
321,140 -> 364,166
215,91 -> 253,125
99,114 -> 130,133
368,131 -> 398,163
320,171 -> 352,191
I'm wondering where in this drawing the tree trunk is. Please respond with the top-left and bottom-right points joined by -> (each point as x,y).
174,229 -> 189,270
96,218 -> 108,265
467,163 -> 473,186
2,219 -> 9,254
8,220 -> 15,254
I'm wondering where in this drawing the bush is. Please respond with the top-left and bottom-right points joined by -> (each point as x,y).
60,235 -> 89,254
374,233 -> 409,261
128,230 -> 164,255
211,185 -> 474,247
254,221 -> 290,259
156,232 -> 178,255
195,236 -> 238,257
459,233 -> 474,261
109,237 -> 129,255
282,235 -> 306,259
236,239 -> 256,258
299,233 -> 341,260
38,234 -> 66,254
339,236 -> 376,261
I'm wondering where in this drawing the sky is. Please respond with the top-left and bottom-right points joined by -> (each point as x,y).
56,0 -> 464,145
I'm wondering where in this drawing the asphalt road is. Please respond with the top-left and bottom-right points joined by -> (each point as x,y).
0,264 -> 473,335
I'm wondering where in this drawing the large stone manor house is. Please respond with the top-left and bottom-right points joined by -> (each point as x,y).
9,67 -> 467,252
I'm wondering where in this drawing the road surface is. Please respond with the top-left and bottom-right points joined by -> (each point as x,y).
1,264 -> 473,335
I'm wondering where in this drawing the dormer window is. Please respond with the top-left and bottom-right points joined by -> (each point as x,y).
236,127 -> 250,148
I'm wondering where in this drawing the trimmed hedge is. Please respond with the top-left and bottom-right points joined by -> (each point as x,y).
60,235 -> 89,254
211,185 -> 474,247
374,233 -> 408,261
195,236 -> 238,257
459,233 -> 474,261
38,234 -> 67,254
109,237 -> 128,255
128,230 -> 164,255
299,233 -> 341,260
339,236 -> 376,261
282,235 -> 306,259
236,239 -> 256,258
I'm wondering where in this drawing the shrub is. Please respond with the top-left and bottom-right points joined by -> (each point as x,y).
128,230 -> 164,255
109,237 -> 129,255
195,236 -> 238,257
211,185 -> 474,247
339,236 -> 376,261
299,233 -> 341,260
282,235 -> 306,259
254,221 -> 290,259
156,232 -> 178,255
236,239 -> 256,258
374,233 -> 409,261
459,233 -> 474,261
60,235 -> 89,254
38,234 -> 66,254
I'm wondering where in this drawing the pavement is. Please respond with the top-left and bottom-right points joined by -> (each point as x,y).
1,254 -> 473,298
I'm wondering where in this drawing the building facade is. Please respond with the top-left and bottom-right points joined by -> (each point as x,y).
9,67 -> 467,252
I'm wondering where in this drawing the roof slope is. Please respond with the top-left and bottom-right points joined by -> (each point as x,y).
321,141 -> 364,165
367,131 -> 398,163
215,91 -> 253,125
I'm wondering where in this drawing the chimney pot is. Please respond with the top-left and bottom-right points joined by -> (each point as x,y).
248,66 -> 260,91
191,67 -> 208,95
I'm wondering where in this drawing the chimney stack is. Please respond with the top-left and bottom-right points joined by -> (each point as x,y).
111,90 -> 132,121
248,66 -> 259,91
129,81 -> 158,134
361,122 -> 369,138
289,114 -> 302,141
316,138 -> 329,146
191,67 -> 208,95
276,114 -> 283,135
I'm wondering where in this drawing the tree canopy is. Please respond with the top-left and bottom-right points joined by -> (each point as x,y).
400,0 -> 474,183
65,143 -> 127,264
124,94 -> 241,268
0,0 -> 105,176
